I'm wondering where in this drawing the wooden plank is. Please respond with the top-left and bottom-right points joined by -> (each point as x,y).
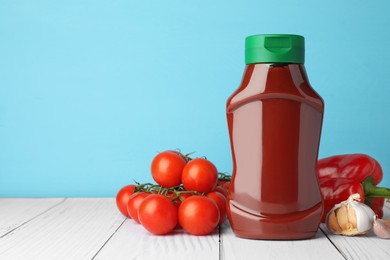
320,202 -> 390,260
0,198 -> 124,260
220,222 -> 344,260
94,219 -> 219,260
0,198 -> 65,237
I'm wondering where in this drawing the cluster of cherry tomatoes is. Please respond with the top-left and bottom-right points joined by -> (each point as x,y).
116,150 -> 231,236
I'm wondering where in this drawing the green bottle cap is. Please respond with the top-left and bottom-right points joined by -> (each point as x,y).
245,34 -> 305,64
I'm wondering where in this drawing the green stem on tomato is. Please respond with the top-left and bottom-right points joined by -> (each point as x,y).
218,172 -> 232,182
134,182 -> 154,192
175,149 -> 193,162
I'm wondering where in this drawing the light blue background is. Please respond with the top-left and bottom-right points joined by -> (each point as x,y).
1,1 -> 389,197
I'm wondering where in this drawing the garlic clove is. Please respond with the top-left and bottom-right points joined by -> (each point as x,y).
373,215 -> 390,239
327,210 -> 342,234
347,204 -> 357,228
336,205 -> 351,231
349,200 -> 375,233
325,193 -> 375,236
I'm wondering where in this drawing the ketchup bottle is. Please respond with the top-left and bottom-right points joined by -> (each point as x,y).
226,34 -> 324,239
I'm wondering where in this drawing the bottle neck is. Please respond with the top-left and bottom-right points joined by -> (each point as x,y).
242,63 -> 308,90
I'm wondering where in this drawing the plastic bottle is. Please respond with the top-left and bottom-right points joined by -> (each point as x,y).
226,34 -> 324,239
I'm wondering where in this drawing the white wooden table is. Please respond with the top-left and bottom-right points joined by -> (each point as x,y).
0,198 -> 389,260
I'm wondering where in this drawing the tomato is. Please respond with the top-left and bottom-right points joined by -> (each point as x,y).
172,193 -> 192,229
214,186 -> 228,197
174,192 -> 193,207
218,180 -> 231,190
206,191 -> 227,225
138,194 -> 178,235
151,151 -> 187,188
127,192 -> 150,223
164,192 -> 192,210
178,196 -> 220,235
116,185 -> 136,218
178,193 -> 192,201
164,192 -> 180,209
182,158 -> 218,193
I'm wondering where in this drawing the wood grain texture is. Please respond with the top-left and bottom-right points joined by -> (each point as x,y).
0,198 -> 124,260
94,218 -> 219,260
320,202 -> 390,260
220,222 -> 344,260
1,198 -> 389,260
0,198 -> 64,237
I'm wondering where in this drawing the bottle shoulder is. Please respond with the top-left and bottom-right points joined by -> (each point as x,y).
227,64 -> 324,112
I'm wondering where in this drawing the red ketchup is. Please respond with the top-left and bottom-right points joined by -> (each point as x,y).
226,34 -> 324,239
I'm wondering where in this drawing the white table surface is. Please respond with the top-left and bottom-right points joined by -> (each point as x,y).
0,198 -> 389,260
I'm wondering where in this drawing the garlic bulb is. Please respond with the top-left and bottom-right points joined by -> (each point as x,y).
373,216 -> 390,239
326,193 -> 375,236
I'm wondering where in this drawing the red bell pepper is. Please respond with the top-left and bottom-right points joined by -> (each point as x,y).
366,197 -> 385,219
317,154 -> 389,222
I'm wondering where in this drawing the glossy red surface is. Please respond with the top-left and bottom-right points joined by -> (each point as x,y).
226,63 -> 324,239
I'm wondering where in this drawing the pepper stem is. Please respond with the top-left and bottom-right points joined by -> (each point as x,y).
363,176 -> 390,199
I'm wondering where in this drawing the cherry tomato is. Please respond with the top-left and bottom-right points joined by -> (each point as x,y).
138,194 -> 178,235
178,196 -> 220,235
218,180 -> 231,190
206,191 -> 227,225
116,185 -> 136,218
165,192 -> 180,209
173,193 -> 192,229
151,151 -> 187,188
182,158 -> 218,193
178,193 -> 192,201
127,192 -> 150,223
173,193 -> 193,208
214,186 -> 228,197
